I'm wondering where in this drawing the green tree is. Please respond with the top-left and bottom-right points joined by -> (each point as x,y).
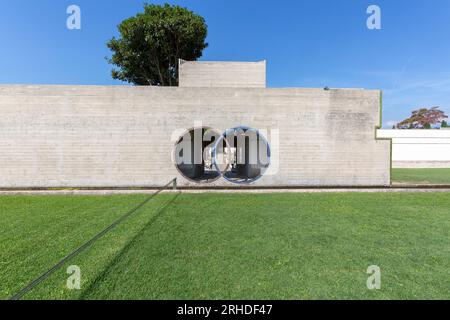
107,3 -> 208,86
442,120 -> 449,127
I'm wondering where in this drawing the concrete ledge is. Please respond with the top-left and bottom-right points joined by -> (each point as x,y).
1,187 -> 450,195
393,161 -> 450,168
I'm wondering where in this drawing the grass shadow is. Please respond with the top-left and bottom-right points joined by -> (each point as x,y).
78,192 -> 182,300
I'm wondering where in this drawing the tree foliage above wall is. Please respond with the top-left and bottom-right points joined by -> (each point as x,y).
107,4 -> 208,86
396,107 -> 448,129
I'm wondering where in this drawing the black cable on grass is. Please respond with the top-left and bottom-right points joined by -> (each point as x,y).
9,178 -> 178,300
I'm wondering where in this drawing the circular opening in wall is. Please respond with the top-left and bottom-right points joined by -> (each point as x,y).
173,127 -> 224,183
212,126 -> 271,184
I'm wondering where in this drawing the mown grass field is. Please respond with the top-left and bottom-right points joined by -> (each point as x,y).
392,168 -> 450,185
1,192 -> 450,300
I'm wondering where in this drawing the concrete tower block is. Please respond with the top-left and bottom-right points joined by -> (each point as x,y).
179,60 -> 266,88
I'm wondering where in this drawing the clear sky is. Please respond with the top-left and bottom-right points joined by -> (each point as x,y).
1,0 -> 449,127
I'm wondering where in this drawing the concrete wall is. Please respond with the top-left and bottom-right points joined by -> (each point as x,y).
179,60 -> 266,88
377,129 -> 450,168
0,85 -> 390,188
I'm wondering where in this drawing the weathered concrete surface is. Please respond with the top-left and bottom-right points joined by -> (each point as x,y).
0,85 -> 390,188
179,60 -> 266,88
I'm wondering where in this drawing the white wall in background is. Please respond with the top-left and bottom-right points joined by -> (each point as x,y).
377,129 -> 450,168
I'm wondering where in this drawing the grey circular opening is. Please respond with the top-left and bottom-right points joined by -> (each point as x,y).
174,127 -> 223,183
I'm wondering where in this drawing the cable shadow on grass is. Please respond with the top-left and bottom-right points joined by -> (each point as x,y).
78,191 -> 182,300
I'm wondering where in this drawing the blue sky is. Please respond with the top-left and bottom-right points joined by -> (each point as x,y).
1,0 -> 449,127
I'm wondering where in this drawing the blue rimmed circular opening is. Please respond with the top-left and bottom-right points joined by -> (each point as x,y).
212,126 -> 271,184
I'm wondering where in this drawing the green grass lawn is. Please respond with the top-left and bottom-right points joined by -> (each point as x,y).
392,168 -> 450,185
1,192 -> 450,300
